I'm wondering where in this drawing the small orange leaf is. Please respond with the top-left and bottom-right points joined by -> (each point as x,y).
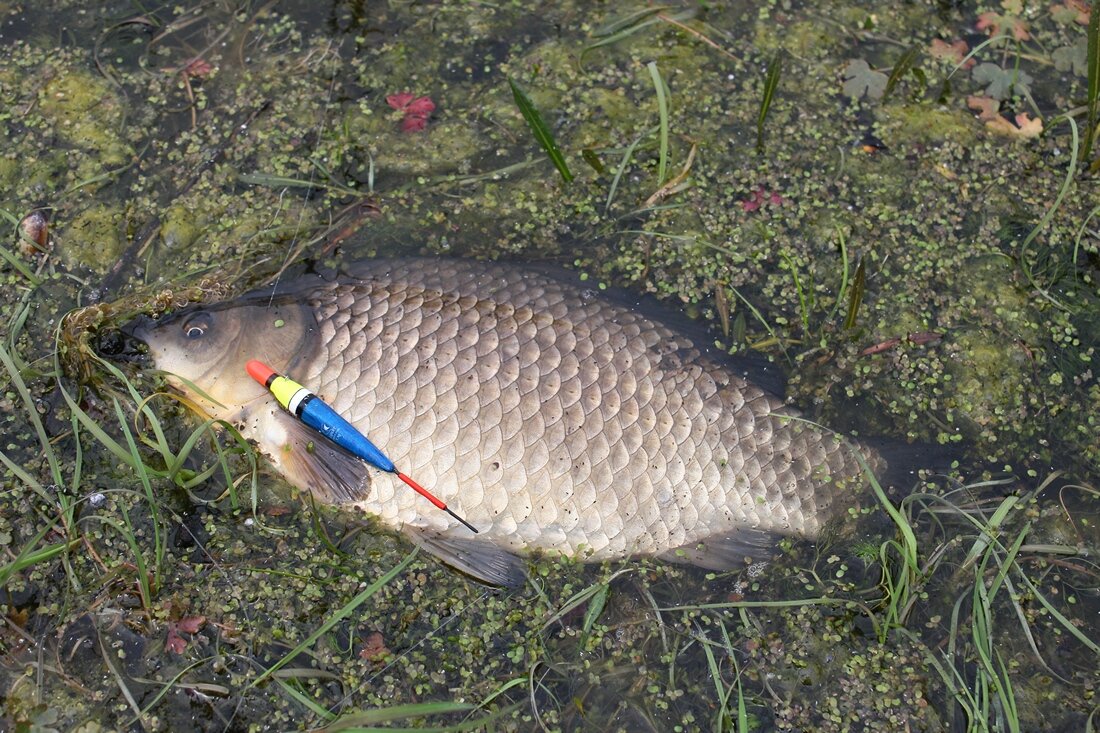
985,112 -> 1044,139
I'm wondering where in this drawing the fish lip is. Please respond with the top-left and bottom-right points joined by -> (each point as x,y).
102,315 -> 156,363
119,314 -> 155,344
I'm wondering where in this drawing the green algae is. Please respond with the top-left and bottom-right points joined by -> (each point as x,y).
60,203 -> 124,271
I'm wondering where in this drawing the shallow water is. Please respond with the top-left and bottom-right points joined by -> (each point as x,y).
0,1 -> 1097,731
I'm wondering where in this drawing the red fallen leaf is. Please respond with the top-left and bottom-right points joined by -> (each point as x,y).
166,626 -> 187,654
741,187 -> 786,212
358,631 -> 390,661
177,615 -> 206,634
928,39 -> 975,69
386,93 -> 435,115
860,331 -> 943,356
1050,0 -> 1091,25
401,115 -> 429,133
404,97 -> 435,117
386,92 -> 417,110
967,94 -> 1000,121
985,112 -> 1044,139
975,11 -> 1030,41
386,92 -> 435,133
182,58 -> 214,79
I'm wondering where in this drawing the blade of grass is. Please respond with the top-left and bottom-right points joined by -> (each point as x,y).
717,616 -> 749,733
1020,116 -> 1078,311
0,529 -> 78,586
112,396 -> 165,593
779,252 -> 810,336
274,676 -> 337,720
828,227 -> 850,323
1082,2 -> 1100,162
757,50 -> 782,153
582,7 -> 687,59
579,581 -> 610,648
694,621 -> 733,732
0,340 -> 63,488
508,79 -> 573,184
647,61 -> 669,185
248,547 -> 419,689
324,702 -> 474,728
843,257 -> 865,330
605,125 -> 658,212
542,568 -> 632,631
855,450 -> 919,639
883,44 -> 921,100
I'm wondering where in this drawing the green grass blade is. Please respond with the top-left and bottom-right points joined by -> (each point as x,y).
605,125 -> 657,212
883,44 -> 921,100
1012,563 -> 1100,655
582,8 -> 692,59
592,6 -> 668,38
828,227 -> 849,323
780,252 -> 810,335
274,677 -> 336,719
718,618 -> 749,733
843,258 -> 865,330
647,61 -> 669,185
1020,116 -> 1077,310
579,581 -> 610,647
757,50 -> 782,153
0,448 -> 48,501
60,384 -> 140,469
248,547 -> 419,689
508,79 -> 573,183
112,396 -> 165,588
0,529 -> 76,587
323,702 -> 474,728
0,339 -> 63,488
1083,1 -> 1100,162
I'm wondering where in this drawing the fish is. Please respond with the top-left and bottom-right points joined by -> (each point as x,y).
127,257 -> 893,586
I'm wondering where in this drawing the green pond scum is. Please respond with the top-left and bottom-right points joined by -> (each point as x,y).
0,0 -> 1097,730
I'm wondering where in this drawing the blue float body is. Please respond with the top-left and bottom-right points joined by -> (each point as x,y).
298,396 -> 396,473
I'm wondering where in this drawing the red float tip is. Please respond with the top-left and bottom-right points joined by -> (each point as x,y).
246,359 -> 276,387
396,471 -> 478,533
396,471 -> 446,509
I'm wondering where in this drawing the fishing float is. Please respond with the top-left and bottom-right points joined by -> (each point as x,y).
244,359 -> 478,534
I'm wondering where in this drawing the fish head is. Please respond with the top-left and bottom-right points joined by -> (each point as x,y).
127,300 -> 314,421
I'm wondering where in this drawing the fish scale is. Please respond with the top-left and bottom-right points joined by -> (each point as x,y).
131,257 -> 890,585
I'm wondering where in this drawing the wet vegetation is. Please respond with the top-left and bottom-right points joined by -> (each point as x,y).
1,0 -> 1098,730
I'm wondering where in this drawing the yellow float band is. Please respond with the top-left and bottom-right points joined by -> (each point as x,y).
269,375 -> 309,413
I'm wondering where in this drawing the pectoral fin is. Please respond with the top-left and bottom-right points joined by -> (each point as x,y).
658,526 -> 778,570
271,411 -> 373,504
406,527 -> 526,588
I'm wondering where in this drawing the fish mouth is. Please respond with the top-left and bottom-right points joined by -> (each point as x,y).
99,315 -> 155,363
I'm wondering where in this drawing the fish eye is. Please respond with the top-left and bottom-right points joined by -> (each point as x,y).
181,312 -> 213,340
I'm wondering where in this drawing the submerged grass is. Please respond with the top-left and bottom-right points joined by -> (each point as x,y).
756,51 -> 782,154
1083,2 -> 1100,164
646,61 -> 670,186
509,78 -> 574,183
